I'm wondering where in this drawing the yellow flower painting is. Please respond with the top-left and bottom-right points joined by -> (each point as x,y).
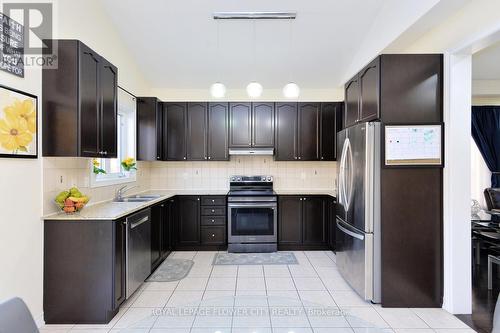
0,86 -> 38,158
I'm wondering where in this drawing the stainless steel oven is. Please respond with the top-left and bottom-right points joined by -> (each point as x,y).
227,176 -> 277,253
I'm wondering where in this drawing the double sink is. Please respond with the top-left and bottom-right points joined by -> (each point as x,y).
113,194 -> 162,203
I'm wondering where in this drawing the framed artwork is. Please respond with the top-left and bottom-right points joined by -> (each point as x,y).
0,85 -> 38,158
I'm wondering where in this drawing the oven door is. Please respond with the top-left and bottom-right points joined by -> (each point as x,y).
228,202 -> 277,243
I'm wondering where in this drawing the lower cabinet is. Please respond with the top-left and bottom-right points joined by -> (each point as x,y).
44,219 -> 125,324
278,195 -> 331,249
151,199 -> 173,272
327,197 -> 337,251
175,196 -> 201,246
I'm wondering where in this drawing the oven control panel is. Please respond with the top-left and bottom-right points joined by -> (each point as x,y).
230,175 -> 273,182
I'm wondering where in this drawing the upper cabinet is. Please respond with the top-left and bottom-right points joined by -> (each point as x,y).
229,102 -> 252,148
298,103 -> 320,161
186,102 -> 208,161
42,40 -> 118,157
252,102 -> 275,148
229,102 -> 274,148
275,102 -> 341,161
207,103 -> 229,161
344,77 -> 360,128
320,102 -> 343,161
164,102 -> 188,161
359,57 -> 380,122
137,97 -> 162,161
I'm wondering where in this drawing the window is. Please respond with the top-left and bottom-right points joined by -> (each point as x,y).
90,88 -> 137,187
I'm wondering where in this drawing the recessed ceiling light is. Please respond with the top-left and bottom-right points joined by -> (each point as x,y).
210,82 -> 226,98
283,82 -> 300,98
246,81 -> 263,98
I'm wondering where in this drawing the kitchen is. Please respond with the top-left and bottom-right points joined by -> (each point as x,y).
0,1 -> 491,332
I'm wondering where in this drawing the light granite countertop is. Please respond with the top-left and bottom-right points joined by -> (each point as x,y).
43,189 -> 336,221
43,190 -> 228,221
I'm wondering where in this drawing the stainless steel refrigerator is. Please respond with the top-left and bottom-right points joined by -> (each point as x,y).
336,121 -> 381,303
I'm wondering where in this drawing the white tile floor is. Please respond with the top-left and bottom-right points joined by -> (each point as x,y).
40,251 -> 475,333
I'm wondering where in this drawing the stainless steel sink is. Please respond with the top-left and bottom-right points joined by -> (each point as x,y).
128,194 -> 162,199
114,196 -> 158,203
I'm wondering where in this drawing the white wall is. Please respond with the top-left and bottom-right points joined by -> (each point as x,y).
149,88 -> 344,102
0,0 -> 151,324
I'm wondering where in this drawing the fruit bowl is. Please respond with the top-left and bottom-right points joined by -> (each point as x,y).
54,187 -> 90,214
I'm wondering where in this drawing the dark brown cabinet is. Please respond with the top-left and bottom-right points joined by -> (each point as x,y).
275,103 -> 298,160
320,102 -> 342,161
298,103 -> 320,161
302,196 -> 327,245
344,77 -> 360,128
278,195 -> 329,248
137,97 -> 163,161
252,102 -> 275,147
187,102 -> 208,160
359,58 -> 380,122
42,40 -> 117,157
114,219 -> 126,309
175,196 -> 200,246
207,103 -> 229,161
151,200 -> 173,271
278,196 -> 303,245
229,102 -> 252,147
200,196 -> 226,246
165,102 -> 188,160
229,102 -> 274,148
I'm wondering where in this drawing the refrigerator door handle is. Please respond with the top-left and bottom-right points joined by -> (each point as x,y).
337,219 -> 364,240
344,138 -> 354,211
338,139 -> 348,210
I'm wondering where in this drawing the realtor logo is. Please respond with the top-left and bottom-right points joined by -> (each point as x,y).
3,2 -> 52,54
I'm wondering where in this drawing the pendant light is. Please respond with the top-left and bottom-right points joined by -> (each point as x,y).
247,20 -> 263,98
283,19 -> 300,98
210,20 -> 226,98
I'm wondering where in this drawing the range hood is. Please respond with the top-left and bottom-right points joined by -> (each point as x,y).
229,148 -> 274,156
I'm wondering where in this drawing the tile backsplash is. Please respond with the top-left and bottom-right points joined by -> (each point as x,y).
149,156 -> 337,194
42,156 -> 337,216
42,157 -> 151,215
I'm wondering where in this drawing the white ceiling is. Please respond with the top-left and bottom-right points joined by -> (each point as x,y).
472,40 -> 500,80
100,0 -> 467,91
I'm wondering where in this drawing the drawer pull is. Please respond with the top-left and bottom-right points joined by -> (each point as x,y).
211,209 -> 215,213
212,199 -> 215,203
212,234 -> 215,237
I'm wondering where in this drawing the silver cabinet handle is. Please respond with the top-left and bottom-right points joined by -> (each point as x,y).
299,198 -> 303,201
298,156 -> 301,160
212,234 -> 215,237
212,199 -> 215,203
197,198 -> 200,201
104,151 -> 107,155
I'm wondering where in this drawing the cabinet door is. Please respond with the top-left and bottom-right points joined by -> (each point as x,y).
320,102 -> 340,161
165,103 -> 187,160
359,58 -> 380,122
151,203 -> 163,270
327,198 -> 336,251
78,44 -> 100,157
303,196 -> 327,245
114,219 -> 126,309
252,102 -> 274,148
344,77 -> 360,128
176,196 -> 200,245
278,196 -> 302,244
275,103 -> 298,161
207,103 -> 229,161
186,102 -> 207,160
298,103 -> 320,161
229,102 -> 252,148
137,97 -> 161,161
161,199 -> 173,258
99,59 -> 118,158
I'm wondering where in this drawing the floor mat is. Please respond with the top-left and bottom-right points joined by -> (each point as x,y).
213,252 -> 298,265
147,258 -> 194,282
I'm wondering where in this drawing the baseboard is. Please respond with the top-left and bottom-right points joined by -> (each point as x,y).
34,312 -> 45,328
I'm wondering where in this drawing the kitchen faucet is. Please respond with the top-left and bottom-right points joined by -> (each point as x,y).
115,185 -> 138,201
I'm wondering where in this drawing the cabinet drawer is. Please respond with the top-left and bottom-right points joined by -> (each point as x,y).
201,196 -> 226,206
201,206 -> 226,216
201,216 -> 226,226
201,226 -> 226,244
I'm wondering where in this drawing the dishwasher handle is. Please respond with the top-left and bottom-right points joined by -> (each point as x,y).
130,216 -> 149,229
